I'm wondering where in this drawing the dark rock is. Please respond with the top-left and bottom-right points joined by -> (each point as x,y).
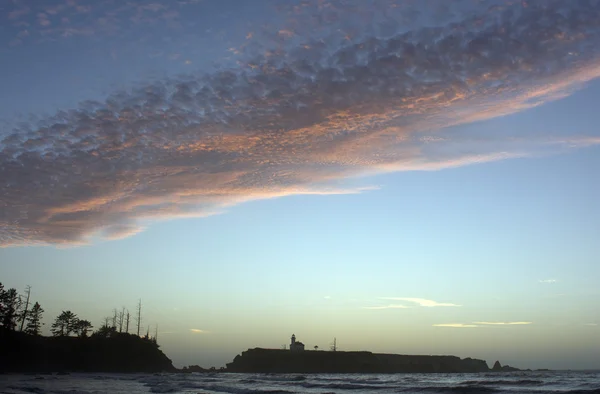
491,360 -> 521,372
226,348 -> 492,373
180,364 -> 207,373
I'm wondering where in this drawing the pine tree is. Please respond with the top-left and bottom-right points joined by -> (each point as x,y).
75,319 -> 93,338
51,316 -> 66,336
51,311 -> 78,336
93,323 -> 116,338
25,302 -> 44,335
0,283 -> 5,324
65,311 -> 79,335
0,287 -> 20,330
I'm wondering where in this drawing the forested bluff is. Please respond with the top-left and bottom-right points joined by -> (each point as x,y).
0,282 -> 174,373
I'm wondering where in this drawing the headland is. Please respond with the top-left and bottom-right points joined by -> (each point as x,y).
226,348 -> 496,373
0,329 -> 175,373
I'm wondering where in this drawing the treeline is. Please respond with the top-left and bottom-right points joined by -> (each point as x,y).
0,283 -> 42,335
1,282 -> 175,373
0,282 -> 158,343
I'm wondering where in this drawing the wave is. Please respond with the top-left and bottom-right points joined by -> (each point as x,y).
253,375 -> 306,382
201,385 -> 295,394
140,375 -> 208,393
398,385 -> 500,393
6,386 -> 47,394
6,384 -> 105,394
459,379 -> 544,386
310,376 -> 384,384
142,375 -> 296,394
300,381 -> 391,390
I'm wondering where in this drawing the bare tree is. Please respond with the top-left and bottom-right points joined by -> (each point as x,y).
136,299 -> 142,336
19,285 -> 31,332
125,310 -> 130,333
112,308 -> 117,329
118,307 -> 125,332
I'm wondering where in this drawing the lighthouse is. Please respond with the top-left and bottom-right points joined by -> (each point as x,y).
290,333 -> 305,352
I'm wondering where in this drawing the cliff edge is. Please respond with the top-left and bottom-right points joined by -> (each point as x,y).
0,329 -> 175,373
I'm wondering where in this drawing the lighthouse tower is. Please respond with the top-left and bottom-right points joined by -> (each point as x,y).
290,333 -> 305,352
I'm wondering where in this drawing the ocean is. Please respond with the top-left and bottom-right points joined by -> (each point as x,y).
1,371 -> 599,393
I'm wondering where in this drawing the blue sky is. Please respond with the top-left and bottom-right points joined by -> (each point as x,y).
1,0 -> 599,369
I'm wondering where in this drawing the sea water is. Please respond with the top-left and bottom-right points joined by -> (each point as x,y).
1,370 -> 599,393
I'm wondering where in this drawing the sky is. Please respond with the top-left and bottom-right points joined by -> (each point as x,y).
0,0 -> 599,370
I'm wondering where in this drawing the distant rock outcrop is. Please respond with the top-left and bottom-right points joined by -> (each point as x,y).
492,360 -> 521,372
226,348 -> 492,373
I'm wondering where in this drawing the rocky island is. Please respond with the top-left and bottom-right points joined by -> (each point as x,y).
225,334 -> 519,374
226,348 -> 494,373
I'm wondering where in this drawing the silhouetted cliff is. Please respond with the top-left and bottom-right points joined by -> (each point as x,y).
492,360 -> 521,372
0,329 -> 175,373
226,348 -> 491,373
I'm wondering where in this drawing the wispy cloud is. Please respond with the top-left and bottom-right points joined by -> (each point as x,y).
433,324 -> 479,328
362,304 -> 411,310
584,323 -> 598,326
189,328 -> 209,334
435,322 -> 532,328
539,279 -> 558,284
473,322 -> 532,326
2,1 -> 600,246
379,298 -> 461,307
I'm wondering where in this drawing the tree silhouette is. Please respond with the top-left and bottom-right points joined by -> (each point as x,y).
18,285 -> 31,332
136,299 -> 142,336
0,287 -> 21,330
51,311 -> 78,336
75,319 -> 93,338
93,323 -> 117,338
112,308 -> 117,329
0,283 -> 4,320
118,307 -> 125,332
25,302 -> 44,336
314,345 -> 318,351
